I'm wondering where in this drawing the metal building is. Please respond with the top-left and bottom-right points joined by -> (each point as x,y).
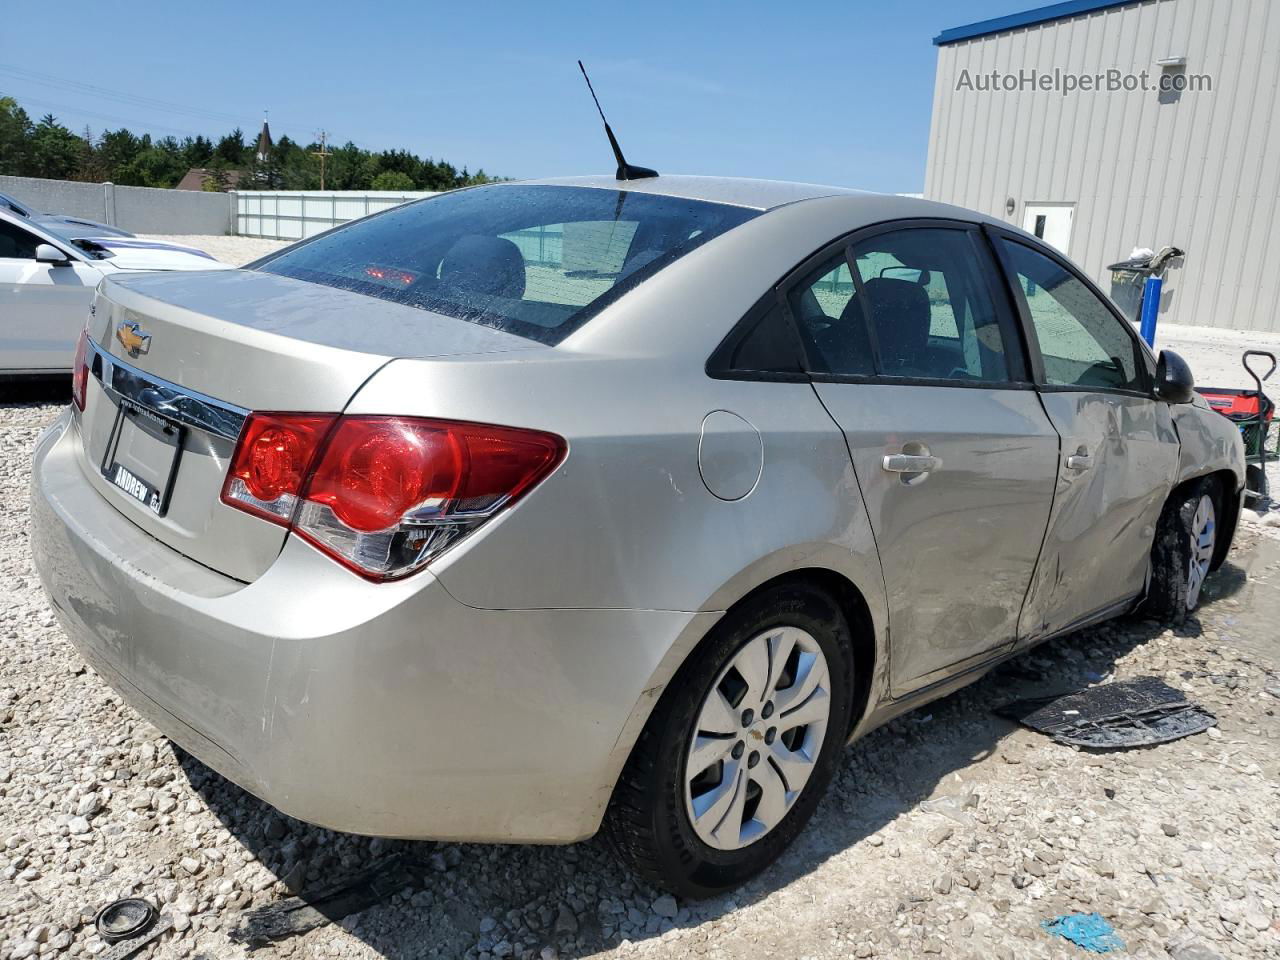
924,0 -> 1280,332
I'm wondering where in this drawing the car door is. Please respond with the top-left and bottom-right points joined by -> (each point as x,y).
787,221 -> 1060,695
0,219 -> 100,372
989,231 -> 1180,644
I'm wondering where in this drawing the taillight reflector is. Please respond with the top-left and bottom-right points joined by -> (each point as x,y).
71,331 -> 90,412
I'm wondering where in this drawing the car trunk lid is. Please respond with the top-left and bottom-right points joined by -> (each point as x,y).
78,269 -> 542,582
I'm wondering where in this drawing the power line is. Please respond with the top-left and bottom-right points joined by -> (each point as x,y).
0,63 -> 325,133
7,94 -> 211,140
1,64 -> 413,158
6,89 -> 361,158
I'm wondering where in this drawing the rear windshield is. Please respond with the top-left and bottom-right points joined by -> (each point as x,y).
252,184 -> 758,344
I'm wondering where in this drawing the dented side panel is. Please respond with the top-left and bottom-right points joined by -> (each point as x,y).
1171,394 -> 1247,489
1017,392 -> 1180,644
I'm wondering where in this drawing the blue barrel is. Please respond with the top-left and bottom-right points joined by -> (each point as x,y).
1139,275 -> 1162,346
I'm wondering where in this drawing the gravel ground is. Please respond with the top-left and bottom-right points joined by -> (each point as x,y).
136,235 -> 290,266
1159,326 -> 1280,392
1160,326 -> 1280,502
1,392 -> 1278,960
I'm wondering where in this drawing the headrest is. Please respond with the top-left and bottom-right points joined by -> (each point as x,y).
863,277 -> 931,358
439,235 -> 526,300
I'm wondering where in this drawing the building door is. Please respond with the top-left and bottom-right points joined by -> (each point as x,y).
1023,204 -> 1074,255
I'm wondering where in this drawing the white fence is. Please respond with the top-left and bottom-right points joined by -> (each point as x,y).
236,190 -> 437,240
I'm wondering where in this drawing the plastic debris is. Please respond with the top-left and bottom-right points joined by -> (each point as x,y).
996,676 -> 1215,749
918,791 -> 979,826
1042,912 -> 1125,953
95,898 -> 156,944
1167,935 -> 1227,960
93,898 -> 173,960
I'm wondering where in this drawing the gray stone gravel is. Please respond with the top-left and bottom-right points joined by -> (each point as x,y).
1,393 -> 1278,960
135,234 -> 290,266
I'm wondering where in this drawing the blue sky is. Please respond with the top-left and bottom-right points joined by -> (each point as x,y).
2,0 -> 1026,192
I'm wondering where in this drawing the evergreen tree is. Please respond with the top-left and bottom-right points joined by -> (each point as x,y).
28,114 -> 84,180
0,94 -> 501,189
370,170 -> 416,191
214,128 -> 246,165
0,98 -> 34,175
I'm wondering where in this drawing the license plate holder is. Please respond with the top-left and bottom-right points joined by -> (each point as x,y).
100,399 -> 186,517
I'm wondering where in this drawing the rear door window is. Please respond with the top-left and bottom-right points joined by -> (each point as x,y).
795,226 -> 1017,382
786,255 -> 874,376
849,228 -> 1013,383
254,185 -> 757,345
717,301 -> 805,375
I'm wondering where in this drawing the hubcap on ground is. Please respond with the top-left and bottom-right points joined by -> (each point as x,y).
683,626 -> 831,851
1186,493 -> 1216,610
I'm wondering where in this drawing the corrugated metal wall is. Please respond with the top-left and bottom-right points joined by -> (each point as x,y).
925,0 -> 1280,332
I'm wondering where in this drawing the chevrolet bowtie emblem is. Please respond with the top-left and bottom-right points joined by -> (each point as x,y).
115,320 -> 151,358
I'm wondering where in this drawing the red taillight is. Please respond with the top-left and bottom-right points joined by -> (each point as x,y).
223,413 -> 336,522
304,419 -> 463,533
221,414 -> 566,579
71,331 -> 89,412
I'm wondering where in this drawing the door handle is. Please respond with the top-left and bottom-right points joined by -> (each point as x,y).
1066,449 -> 1094,471
882,454 -> 942,474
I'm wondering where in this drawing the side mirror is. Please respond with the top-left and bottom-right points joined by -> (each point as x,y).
1155,349 -> 1195,403
35,243 -> 71,266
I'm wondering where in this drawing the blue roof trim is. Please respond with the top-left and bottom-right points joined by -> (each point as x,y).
934,0 -> 1140,45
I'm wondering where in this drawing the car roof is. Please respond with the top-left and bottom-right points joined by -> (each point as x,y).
518,174 -> 870,211
510,175 -> 1008,229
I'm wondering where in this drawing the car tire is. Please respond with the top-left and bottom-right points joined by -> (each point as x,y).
604,581 -> 855,899
1144,477 -> 1221,624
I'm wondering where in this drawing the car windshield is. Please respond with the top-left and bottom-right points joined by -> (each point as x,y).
0,192 -> 33,217
252,184 -> 759,344
26,219 -> 110,258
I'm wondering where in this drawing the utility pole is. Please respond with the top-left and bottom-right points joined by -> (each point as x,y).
311,130 -> 331,190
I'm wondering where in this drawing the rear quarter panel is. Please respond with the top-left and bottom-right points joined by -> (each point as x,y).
347,353 -> 885,620
348,350 -> 894,756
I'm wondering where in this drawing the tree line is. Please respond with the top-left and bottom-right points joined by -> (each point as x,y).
0,96 -> 496,192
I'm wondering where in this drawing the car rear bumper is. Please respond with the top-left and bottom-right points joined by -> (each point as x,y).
30,410 -> 715,842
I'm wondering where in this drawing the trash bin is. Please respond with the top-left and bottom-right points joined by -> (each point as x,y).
1106,246 -> 1184,346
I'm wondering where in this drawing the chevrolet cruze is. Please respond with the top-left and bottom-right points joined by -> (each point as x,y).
30,176 -> 1244,896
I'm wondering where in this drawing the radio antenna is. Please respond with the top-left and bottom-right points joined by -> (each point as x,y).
578,60 -> 658,181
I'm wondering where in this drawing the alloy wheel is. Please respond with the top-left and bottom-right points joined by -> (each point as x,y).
1186,493 -> 1216,610
683,626 -> 832,851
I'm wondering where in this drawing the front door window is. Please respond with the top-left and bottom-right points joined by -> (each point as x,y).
0,220 -> 41,259
1001,239 -> 1142,392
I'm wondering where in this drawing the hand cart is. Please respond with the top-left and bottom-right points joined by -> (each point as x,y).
1194,350 -> 1277,503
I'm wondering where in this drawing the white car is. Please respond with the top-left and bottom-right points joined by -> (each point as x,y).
0,189 -> 135,239
0,208 -> 230,376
